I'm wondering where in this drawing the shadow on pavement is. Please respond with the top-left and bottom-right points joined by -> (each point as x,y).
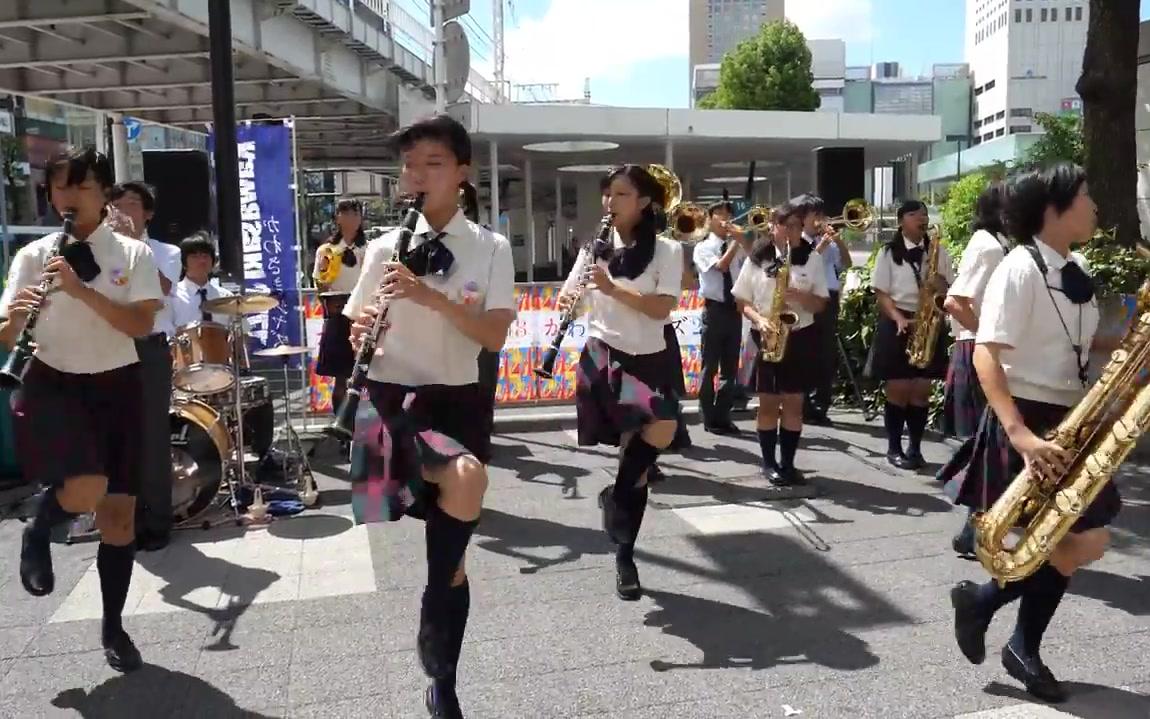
52,666 -> 279,718
1069,568 -> 1150,616
983,680 -> 1149,718
473,507 -> 609,574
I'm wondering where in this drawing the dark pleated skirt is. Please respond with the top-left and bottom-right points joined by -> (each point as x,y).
865,315 -> 948,381
746,324 -> 820,395
660,323 -> 687,397
939,396 -> 1122,532
575,336 -> 680,447
942,339 -> 986,439
350,381 -> 490,524
316,294 -> 355,378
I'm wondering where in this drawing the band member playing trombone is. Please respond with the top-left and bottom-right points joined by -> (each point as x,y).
867,200 -> 953,470
344,115 -> 516,719
314,198 -> 368,421
941,182 -> 1008,556
941,164 -> 1120,704
692,201 -> 750,434
558,164 -> 682,601
735,203 -> 829,485
1,148 -> 162,672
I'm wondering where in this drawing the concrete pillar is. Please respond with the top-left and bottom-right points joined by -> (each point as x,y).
111,115 -> 130,182
525,158 -> 535,283
664,139 -> 674,171
489,139 -> 500,230
554,173 -> 563,277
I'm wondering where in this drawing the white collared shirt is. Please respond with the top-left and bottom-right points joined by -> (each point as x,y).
0,224 -> 162,374
692,233 -> 745,303
313,240 -> 367,294
343,209 -> 516,386
978,239 -> 1100,407
947,229 -> 1007,341
171,277 -> 236,328
561,232 -> 683,356
146,235 -> 182,337
732,247 -> 830,330
803,231 -> 843,292
870,236 -> 956,313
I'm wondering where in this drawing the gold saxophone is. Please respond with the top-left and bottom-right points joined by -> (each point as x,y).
314,244 -> 346,285
974,275 -> 1150,585
758,243 -> 799,363
906,226 -> 946,369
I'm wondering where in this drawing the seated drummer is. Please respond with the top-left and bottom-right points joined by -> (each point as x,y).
170,232 -> 236,328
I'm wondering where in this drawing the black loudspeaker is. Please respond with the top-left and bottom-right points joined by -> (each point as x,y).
142,149 -> 212,245
815,147 -> 866,220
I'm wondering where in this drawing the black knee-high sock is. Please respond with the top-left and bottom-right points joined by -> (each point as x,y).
433,581 -> 471,695
779,428 -> 802,470
972,573 -> 1032,619
1010,565 -> 1070,656
884,402 -> 906,455
421,505 -> 479,679
27,488 -> 75,543
757,428 -> 778,470
905,404 -> 929,455
613,435 -> 660,499
97,542 -> 136,641
615,485 -> 649,563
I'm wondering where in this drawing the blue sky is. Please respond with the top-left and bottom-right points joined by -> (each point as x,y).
398,0 -> 1150,108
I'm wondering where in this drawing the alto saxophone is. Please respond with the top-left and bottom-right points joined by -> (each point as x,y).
757,243 -> 799,363
974,275 -> 1150,586
906,226 -> 946,369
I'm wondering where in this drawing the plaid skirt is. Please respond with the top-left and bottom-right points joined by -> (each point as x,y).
315,294 -> 355,378
12,358 -> 144,495
942,339 -> 986,439
746,324 -> 820,395
865,315 -> 948,381
939,396 -> 1122,532
349,381 -> 490,524
575,336 -> 680,447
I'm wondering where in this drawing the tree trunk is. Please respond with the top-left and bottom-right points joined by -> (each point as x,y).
1075,0 -> 1141,246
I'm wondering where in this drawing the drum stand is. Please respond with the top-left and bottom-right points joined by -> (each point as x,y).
222,312 -> 247,521
272,355 -> 318,506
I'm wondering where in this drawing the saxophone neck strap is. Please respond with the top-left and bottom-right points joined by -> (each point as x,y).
1022,243 -> 1088,387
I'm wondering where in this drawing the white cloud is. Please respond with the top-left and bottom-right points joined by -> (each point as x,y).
787,0 -> 875,44
503,0 -> 688,101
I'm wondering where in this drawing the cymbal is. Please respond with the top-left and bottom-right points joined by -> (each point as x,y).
318,291 -> 351,298
202,294 -> 280,315
253,345 -> 310,358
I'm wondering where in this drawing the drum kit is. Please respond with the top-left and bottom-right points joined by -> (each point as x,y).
168,292 -> 318,528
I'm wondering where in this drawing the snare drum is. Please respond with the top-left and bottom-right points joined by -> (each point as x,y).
170,399 -> 230,523
171,321 -> 248,394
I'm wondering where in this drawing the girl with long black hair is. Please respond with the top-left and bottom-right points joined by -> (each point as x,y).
314,198 -> 367,419
942,163 -> 1121,704
557,164 -> 682,601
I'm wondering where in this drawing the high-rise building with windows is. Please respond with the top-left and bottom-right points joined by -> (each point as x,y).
966,0 -> 1089,145
688,0 -> 785,92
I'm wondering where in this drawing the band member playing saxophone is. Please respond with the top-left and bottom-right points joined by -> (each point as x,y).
344,115 -> 516,719
940,164 -> 1121,704
314,198 -> 368,422
867,200 -> 954,470
1,148 -> 162,672
735,203 -> 829,485
941,183 -> 1008,557
557,165 -> 682,601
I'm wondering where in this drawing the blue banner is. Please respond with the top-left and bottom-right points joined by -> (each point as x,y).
210,123 -> 300,358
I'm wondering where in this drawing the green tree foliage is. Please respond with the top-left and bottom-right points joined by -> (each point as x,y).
1022,112 -> 1085,168
697,19 -> 819,111
940,171 -> 990,257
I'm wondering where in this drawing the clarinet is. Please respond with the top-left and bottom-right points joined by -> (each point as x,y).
325,194 -> 426,440
534,214 -> 614,379
0,210 -> 75,390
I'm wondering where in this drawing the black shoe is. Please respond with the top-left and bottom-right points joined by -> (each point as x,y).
950,581 -> 990,665
136,529 -> 171,553
103,631 -> 143,673
888,452 -> 916,470
705,422 -> 741,436
616,557 -> 642,601
903,451 -> 926,470
806,412 -> 833,427
668,430 -> 693,451
778,466 -> 806,485
1001,644 -> 1067,704
425,684 -> 464,719
19,524 -> 54,597
764,465 -> 789,487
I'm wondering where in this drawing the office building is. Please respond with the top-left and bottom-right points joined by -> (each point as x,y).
689,0 -> 785,91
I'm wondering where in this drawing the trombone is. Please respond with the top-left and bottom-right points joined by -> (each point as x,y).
729,204 -> 773,235
821,198 -> 875,232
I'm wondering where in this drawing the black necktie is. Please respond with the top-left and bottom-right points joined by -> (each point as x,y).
721,242 -> 735,306
197,288 -> 211,322
403,231 -> 454,277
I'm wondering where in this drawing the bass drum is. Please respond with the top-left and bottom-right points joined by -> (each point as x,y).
170,399 -> 231,523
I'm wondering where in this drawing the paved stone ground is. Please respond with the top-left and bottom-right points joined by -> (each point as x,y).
0,407 -> 1147,718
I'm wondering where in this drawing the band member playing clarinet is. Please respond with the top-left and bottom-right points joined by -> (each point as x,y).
941,164 -> 1120,704
314,198 -> 367,423
1,148 -> 162,671
344,115 -> 515,719
735,203 -> 828,485
941,182 -> 1008,556
867,200 -> 953,469
558,165 -> 682,601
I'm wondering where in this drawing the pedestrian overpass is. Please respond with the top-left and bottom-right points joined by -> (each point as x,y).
0,0 -> 501,168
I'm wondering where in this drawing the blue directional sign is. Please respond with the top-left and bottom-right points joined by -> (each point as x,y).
123,116 -> 141,142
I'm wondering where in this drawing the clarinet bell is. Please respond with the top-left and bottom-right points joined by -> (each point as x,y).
325,392 -> 360,441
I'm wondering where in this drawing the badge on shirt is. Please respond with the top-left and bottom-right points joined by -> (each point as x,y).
460,280 -> 483,306
109,268 -> 129,287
